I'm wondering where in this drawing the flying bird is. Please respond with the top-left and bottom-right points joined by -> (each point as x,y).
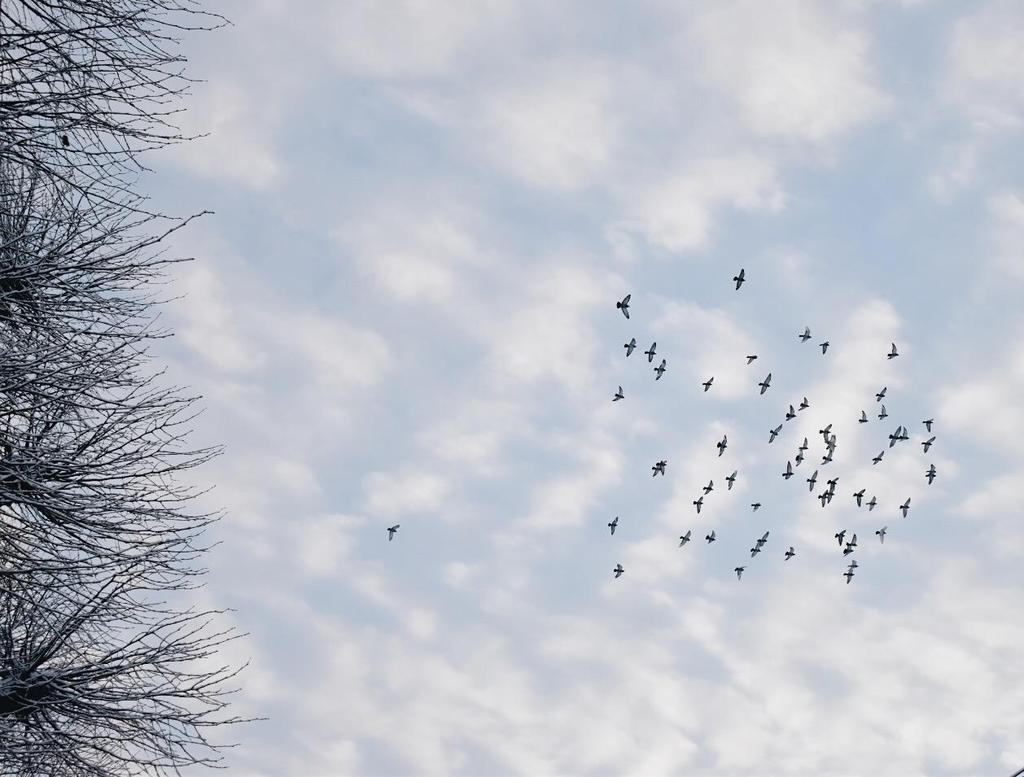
843,544 -> 855,556
756,531 -> 769,547
652,460 -> 667,476
616,294 -> 631,319
847,559 -> 859,571
608,516 -> 619,535
819,424 -> 833,437
867,495 -> 877,511
733,268 -> 746,290
819,491 -> 830,507
854,489 -> 865,507
679,530 -> 692,547
717,435 -> 728,457
888,428 -> 901,449
799,397 -> 810,411
876,387 -> 887,402
758,373 -> 772,395
872,451 -> 884,465
702,377 -> 714,392
624,337 -> 636,357
613,564 -> 625,578
785,546 -> 795,560
926,464 -> 936,485
859,410 -> 868,424
821,452 -> 833,466
887,342 -> 899,359
387,524 -> 400,541
645,342 -> 657,362
769,424 -> 783,443
900,497 -> 911,518
750,546 -> 762,558
655,359 -> 667,380
799,437 -> 809,452
783,460 -> 794,480
746,355 -> 758,364
847,533 -> 858,548
751,502 -> 761,512
705,530 -> 716,543
799,326 -> 811,342
786,404 -> 796,421
703,480 -> 714,495
613,386 -> 624,401
878,404 -> 888,420
876,526 -> 887,543
735,566 -> 745,580
826,476 -> 839,493
693,496 -> 704,514
899,427 -> 910,441
844,569 -> 855,584
726,471 -> 737,490
806,470 -> 818,492
922,436 -> 936,453
923,418 -> 934,432
820,341 -> 830,354
835,530 -> 847,546
794,450 -> 805,466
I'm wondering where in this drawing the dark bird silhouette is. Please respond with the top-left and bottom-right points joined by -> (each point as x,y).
821,452 -> 833,466
887,342 -> 898,359
826,477 -> 839,494
750,546 -> 761,558
819,424 -> 832,437
820,341 -> 830,354
799,437 -> 809,452
783,460 -> 794,480
758,373 -> 772,395
726,470 -> 737,490
922,436 -> 936,453
608,516 -> 619,535
645,342 -> 657,362
900,497 -> 911,518
702,377 -> 714,392
799,397 -> 810,411
867,495 -> 877,511
923,418 -> 934,432
652,460 -> 667,476
872,450 -> 884,465
876,526 -> 887,543
876,387 -> 887,402
795,450 -> 805,466
835,530 -> 846,546
717,435 -> 728,457
844,569 -> 855,584
786,404 -> 796,421
854,489 -> 865,506
769,424 -> 783,443
61,133 -> 70,147
799,326 -> 811,342
706,530 -> 716,543
751,502 -> 761,512
617,294 -> 631,319
614,563 -> 625,578
843,545 -> 855,556
926,464 -> 936,485
733,268 -> 746,290
785,546 -> 795,560
899,426 -> 910,442
826,435 -> 837,453
847,533 -> 857,549
655,359 -> 667,380
693,496 -> 703,514
613,386 -> 624,401
746,355 -> 758,364
847,559 -> 859,571
819,491 -> 829,507
806,470 -> 818,492
888,428 -> 901,448
624,337 -> 636,357
756,531 -> 769,547
387,525 -> 400,541
859,410 -> 868,424
703,480 -> 714,495
735,566 -> 745,580
878,404 -> 888,420
679,530 -> 692,546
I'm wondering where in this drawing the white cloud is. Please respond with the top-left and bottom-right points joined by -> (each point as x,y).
989,191 -> 1024,280
363,470 -> 452,516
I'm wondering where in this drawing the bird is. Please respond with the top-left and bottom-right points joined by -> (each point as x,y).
826,476 -> 839,493
888,428 -> 901,448
769,424 -> 783,443
799,326 -> 811,342
652,460 -> 667,476
922,436 -> 936,453
705,530 -> 716,543
819,491 -> 829,507
756,531 -> 769,547
847,533 -> 858,548
608,516 -> 619,535
613,386 -> 624,401
872,451 -> 884,465
820,341 -> 830,354
899,427 -> 910,441
819,424 -> 833,437
826,435 -> 837,453
799,397 -> 810,411
735,566 -> 745,580
859,410 -> 868,424
876,526 -> 887,543
703,480 -> 714,495
624,337 -> 636,357
645,342 -> 657,362
923,418 -> 934,432
693,497 -> 703,514
726,471 -> 737,490
717,435 -> 728,457
750,546 -> 762,558
799,437 -> 809,452
794,450 -> 804,466
61,133 -> 70,147
876,387 -> 887,402
821,452 -> 833,466
387,524 -> 400,541
847,559 -> 859,571
854,488 -> 865,507
926,464 -> 936,485
751,502 -> 761,512
843,544 -> 855,556
806,470 -> 818,492
887,342 -> 899,359
783,460 -> 794,480
616,294 -> 631,319
758,373 -> 772,395
679,530 -> 692,547
654,359 -> 667,380
878,404 -> 888,420
835,530 -> 847,546
733,268 -> 746,290
785,546 -> 795,560
614,563 -> 625,578
844,569 -> 855,584
746,355 -> 758,364
702,377 -> 714,392
867,495 -> 877,511
900,497 -> 911,518
786,404 -> 796,421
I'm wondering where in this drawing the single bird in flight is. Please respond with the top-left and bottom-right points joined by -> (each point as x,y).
693,496 -> 704,514
769,424 -> 783,444
785,546 -> 795,560
876,387 -> 887,402
624,337 -> 636,357
652,460 -> 667,476
887,342 -> 899,359
799,397 -> 810,411
800,326 -> 811,342
756,531 -> 769,547
783,460 -> 794,480
735,566 -> 745,580
786,404 -> 796,421
872,450 -> 885,465
835,529 -> 847,546
819,424 -> 833,437
750,545 -> 761,558
922,436 -> 936,453
617,294 -> 631,319
746,355 -> 758,364
679,530 -> 692,547
387,524 -> 400,541
717,435 -> 728,457
645,342 -> 657,362
876,526 -> 887,543
703,480 -> 714,495
820,341 -> 830,354
733,268 -> 746,290
702,377 -> 713,392
844,569 -> 855,584
867,495 -> 877,511
655,359 -> 667,380
705,530 -> 716,543
923,418 -> 934,432
608,516 -> 619,535
614,563 -> 625,578
799,437 -> 809,452
807,469 -> 818,492
859,410 -> 868,424
854,489 -> 865,507
751,502 -> 761,512
759,373 -> 772,395
613,386 -> 624,401
726,471 -> 737,490
900,497 -> 911,518
926,464 -> 936,485
878,404 -> 888,420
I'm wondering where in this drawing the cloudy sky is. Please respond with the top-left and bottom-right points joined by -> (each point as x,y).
148,1 -> 1024,774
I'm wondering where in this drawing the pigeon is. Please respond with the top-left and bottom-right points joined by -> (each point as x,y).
859,410 -> 868,424
926,464 -> 936,485
733,268 -> 746,290
60,133 -> 70,147
847,559 -> 859,570
799,437 -> 809,452
922,436 -> 936,453
836,530 -> 847,546
783,460 -> 794,480
703,480 -> 714,495
887,342 -> 898,359
821,452 -> 833,466
786,404 -> 796,421
614,563 -> 625,578
756,531 -> 769,547
746,355 -> 758,364
843,545 -> 855,556
387,524 -> 400,541
717,435 -> 728,457
876,526 -> 887,543
617,294 -> 631,319
876,387 -> 887,402
613,386 -> 624,401
878,404 -> 888,420
652,460 -> 667,477
693,496 -> 704,514
923,418 -> 934,432
794,451 -> 805,466
750,546 -> 762,558
735,566 -> 745,580
655,359 -> 667,380
844,569 -> 855,584
900,497 -> 911,518
867,496 -> 877,511
608,516 -> 619,535
826,477 -> 839,494
899,427 -> 910,442
807,470 -> 818,492
645,342 -> 657,362
705,530 -> 716,543
624,337 -> 636,357
854,489 -> 865,507
785,546 -> 795,560
800,326 -> 811,342
751,502 -> 762,512
888,428 -> 901,449
819,424 -> 833,437
726,471 -> 737,490
819,491 -> 829,507
679,530 -> 692,547
847,533 -> 858,548
872,451 -> 884,465
799,397 -> 810,411
820,341 -> 830,354
769,424 -> 783,443
702,377 -> 714,392
758,373 -> 772,395
826,435 -> 837,453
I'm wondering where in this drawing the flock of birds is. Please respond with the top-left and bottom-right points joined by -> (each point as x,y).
607,271 -> 939,584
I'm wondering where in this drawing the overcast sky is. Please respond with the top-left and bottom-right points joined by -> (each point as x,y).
149,1 -> 1024,774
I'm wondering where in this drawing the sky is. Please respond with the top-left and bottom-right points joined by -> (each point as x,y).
143,1 -> 1024,774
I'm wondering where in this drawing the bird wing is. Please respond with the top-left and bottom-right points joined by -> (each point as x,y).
760,531 -> 769,542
